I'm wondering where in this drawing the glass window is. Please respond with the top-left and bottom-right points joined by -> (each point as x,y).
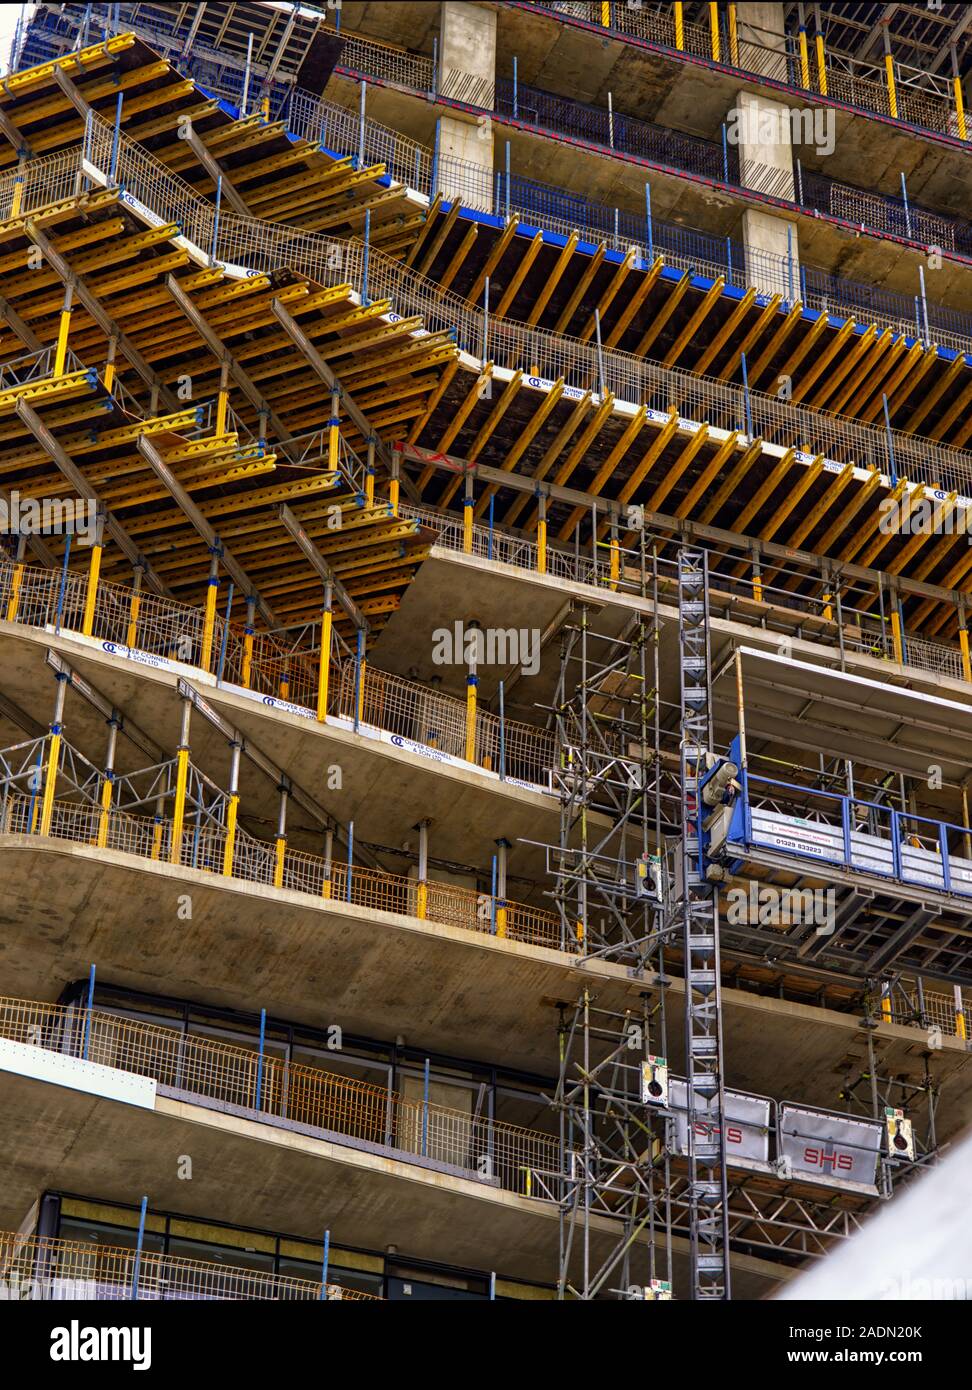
277,1256 -> 383,1298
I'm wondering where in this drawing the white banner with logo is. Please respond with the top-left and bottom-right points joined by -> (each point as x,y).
668,1080 -> 770,1164
779,1104 -> 882,1188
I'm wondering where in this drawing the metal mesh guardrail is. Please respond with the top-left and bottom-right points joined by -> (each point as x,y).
519,1 -> 963,140
0,996 -> 561,1194
0,1230 -> 378,1301
2,123 -> 970,682
0,556 -> 557,788
0,785 -> 566,952
18,12 -> 970,355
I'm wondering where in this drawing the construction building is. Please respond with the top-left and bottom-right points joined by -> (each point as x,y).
0,0 -> 970,1304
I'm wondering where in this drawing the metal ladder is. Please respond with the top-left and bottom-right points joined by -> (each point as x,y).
677,547 -> 731,1300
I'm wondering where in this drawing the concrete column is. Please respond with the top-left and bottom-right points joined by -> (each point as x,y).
732,89 -> 800,303
436,2 -> 496,205
736,1 -> 788,81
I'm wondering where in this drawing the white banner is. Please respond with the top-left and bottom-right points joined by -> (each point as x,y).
779,1104 -> 882,1188
668,1080 -> 770,1164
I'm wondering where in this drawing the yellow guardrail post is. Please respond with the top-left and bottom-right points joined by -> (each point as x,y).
709,2 -> 720,61
416,819 -> 430,919
537,491 -> 547,573
169,696 -> 192,866
10,159 -> 24,217
53,284 -> 74,376
600,0 -> 610,27
317,585 -> 333,722
149,794 -> 165,860
96,714 -> 119,850
880,981 -> 892,1024
355,626 -> 366,728
222,738 -> 241,877
798,25 -> 810,88
215,359 -> 230,435
884,37 -> 898,119
465,622 -> 480,764
5,534 -> 26,622
389,453 -> 400,516
674,1 -> 684,50
960,599 -> 972,682
81,509 -> 104,638
365,435 -> 376,507
200,544 -> 221,674
463,471 -> 474,554
126,562 -> 143,649
39,672 -> 68,837
103,335 -> 117,394
954,77 -> 967,141
495,837 -> 509,938
241,595 -> 256,688
327,387 -> 341,474
273,780 -> 288,888
815,30 -> 827,95
728,3 -> 738,65
889,597 -> 904,665
321,827 -> 334,899
609,519 -> 620,591
955,985 -> 968,1041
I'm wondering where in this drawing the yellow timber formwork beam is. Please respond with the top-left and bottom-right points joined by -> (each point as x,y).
404,194 -> 444,268
902,353 -> 966,434
604,256 -> 665,348
827,328 -> 895,417
495,232 -> 544,318
0,33 -> 133,97
612,411 -> 682,529
413,202 -> 460,278
644,425 -> 710,511
793,468 -> 883,576
884,492 -> 958,579
691,288 -> 756,376
578,248 -> 638,343
842,336 -> 911,420
534,393 -> 616,516
662,277 -> 725,368
884,345 -> 939,419
716,293 -> 783,381
771,310 -> 830,387
438,371 -> 524,508
784,462 -> 854,550
466,216 -> 520,307
525,231 -> 579,328
911,550 -> 972,632
560,405 -> 648,540
504,391 -> 594,527
474,380 -> 566,518
840,477 -> 910,567
746,302 -> 804,386
857,342 -> 928,423
853,490 -> 930,582
674,432 -> 740,519
728,454 -> 824,577
729,449 -> 797,534
929,375 -> 972,445
696,438 -> 765,525
789,318 -> 856,403
553,244 -> 607,335
436,223 -> 478,292
416,367 -> 492,493
633,270 -> 691,359
806,323 -> 880,410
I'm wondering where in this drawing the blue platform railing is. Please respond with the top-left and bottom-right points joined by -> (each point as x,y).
12,4 -> 972,358
732,769 -> 972,900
